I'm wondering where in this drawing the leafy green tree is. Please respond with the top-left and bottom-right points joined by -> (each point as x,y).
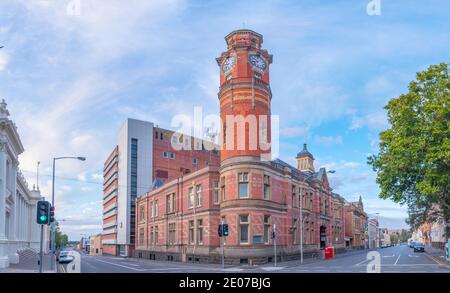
399,229 -> 410,242
54,222 -> 69,249
368,63 -> 450,236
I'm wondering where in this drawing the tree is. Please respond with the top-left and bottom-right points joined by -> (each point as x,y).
54,222 -> 69,249
368,63 -> 450,236
390,234 -> 399,245
399,229 -> 410,242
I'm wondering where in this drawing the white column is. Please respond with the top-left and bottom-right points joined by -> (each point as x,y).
10,164 -> 17,242
0,142 -> 10,268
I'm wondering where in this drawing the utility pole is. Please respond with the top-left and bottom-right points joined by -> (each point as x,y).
273,223 -> 277,267
39,224 -> 44,273
221,219 -> 224,269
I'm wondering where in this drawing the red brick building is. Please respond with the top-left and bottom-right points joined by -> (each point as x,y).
135,29 -> 357,264
344,196 -> 368,249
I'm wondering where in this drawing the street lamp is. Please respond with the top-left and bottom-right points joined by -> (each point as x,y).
50,156 -> 86,270
299,169 -> 335,264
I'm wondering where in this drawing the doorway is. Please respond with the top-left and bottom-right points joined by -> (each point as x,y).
320,226 -> 326,249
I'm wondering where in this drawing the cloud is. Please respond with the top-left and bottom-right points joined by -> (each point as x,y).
91,173 -> 102,180
349,111 -> 388,131
314,135 -> 343,146
280,126 -> 309,139
0,51 -> 8,71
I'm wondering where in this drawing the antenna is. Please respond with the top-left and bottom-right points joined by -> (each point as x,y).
36,161 -> 40,190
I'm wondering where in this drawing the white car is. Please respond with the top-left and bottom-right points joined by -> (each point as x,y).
58,251 -> 75,264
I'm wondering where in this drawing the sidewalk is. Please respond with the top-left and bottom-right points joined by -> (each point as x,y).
425,245 -> 449,267
0,254 -> 56,273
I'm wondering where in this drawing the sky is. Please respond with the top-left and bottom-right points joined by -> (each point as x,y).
1,0 -> 449,240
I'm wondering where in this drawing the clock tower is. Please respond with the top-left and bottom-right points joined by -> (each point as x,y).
216,29 -> 273,163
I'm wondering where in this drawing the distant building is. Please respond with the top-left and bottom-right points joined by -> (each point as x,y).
344,196 -> 368,249
89,234 -> 102,256
368,218 -> 379,248
102,119 -> 220,256
0,99 -> 49,269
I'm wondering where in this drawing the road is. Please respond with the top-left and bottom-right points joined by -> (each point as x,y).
76,244 -> 450,273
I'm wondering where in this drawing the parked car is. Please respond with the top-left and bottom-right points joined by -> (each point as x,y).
409,242 -> 415,248
413,243 -> 425,253
58,251 -> 75,264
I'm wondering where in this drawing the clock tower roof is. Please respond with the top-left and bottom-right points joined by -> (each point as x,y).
224,29 -> 264,50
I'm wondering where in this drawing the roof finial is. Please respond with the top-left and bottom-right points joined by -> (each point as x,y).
0,99 -> 9,119
303,143 -> 307,151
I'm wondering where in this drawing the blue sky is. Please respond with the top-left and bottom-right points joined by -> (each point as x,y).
1,0 -> 449,240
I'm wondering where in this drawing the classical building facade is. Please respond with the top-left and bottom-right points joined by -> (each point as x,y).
0,99 -> 48,269
368,218 -> 379,248
102,119 -> 219,256
134,30 -> 360,264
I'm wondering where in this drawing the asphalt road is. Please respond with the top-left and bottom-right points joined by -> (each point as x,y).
77,244 -> 450,273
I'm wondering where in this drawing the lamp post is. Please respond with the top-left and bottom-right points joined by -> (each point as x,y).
299,169 -> 335,264
50,156 -> 86,270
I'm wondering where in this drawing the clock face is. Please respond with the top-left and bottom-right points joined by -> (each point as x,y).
249,55 -> 266,70
221,55 -> 236,72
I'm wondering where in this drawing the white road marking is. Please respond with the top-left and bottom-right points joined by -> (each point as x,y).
355,258 -> 370,266
382,254 -> 395,258
394,255 -> 401,265
261,266 -> 285,271
408,254 -> 420,258
90,258 -> 147,271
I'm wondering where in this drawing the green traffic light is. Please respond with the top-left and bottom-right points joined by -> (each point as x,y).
40,215 -> 47,222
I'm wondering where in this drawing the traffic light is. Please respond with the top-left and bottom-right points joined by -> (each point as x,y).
49,206 -> 55,223
36,200 -> 50,225
222,224 -> 229,237
218,224 -> 223,237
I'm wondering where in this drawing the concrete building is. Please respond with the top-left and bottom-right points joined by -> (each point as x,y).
102,119 -> 220,256
135,30 -> 357,264
368,218 -> 379,248
0,99 -> 48,269
89,234 -> 102,256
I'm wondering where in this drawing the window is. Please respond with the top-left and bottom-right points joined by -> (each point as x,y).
160,132 -> 163,140
213,180 -> 219,204
150,227 -> 154,244
292,185 -> 296,207
196,185 -> 202,207
221,176 -> 226,201
155,131 -> 158,139
189,221 -> 195,244
193,158 -> 198,165
263,175 -> 270,200
223,123 -> 227,146
130,139 -> 138,199
168,223 -> 176,245
154,200 -> 158,217
163,151 -> 168,158
139,228 -> 144,245
188,187 -> 194,208
151,201 -> 155,217
197,219 -> 203,244
238,172 -> 249,198
263,215 -> 270,244
139,205 -> 145,221
239,215 -> 249,244
167,193 -> 175,213
170,152 -> 175,159
154,226 -> 159,244
226,74 -> 232,81
205,160 -> 209,166
254,72 -> 261,79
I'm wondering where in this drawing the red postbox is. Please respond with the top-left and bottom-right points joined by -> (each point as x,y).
324,247 -> 334,259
